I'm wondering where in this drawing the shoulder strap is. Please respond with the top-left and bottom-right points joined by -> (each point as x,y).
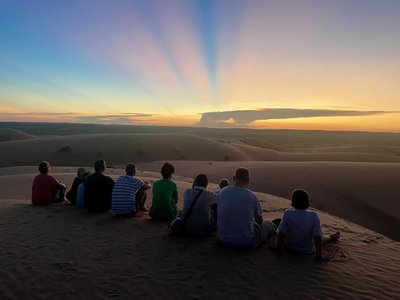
181,189 -> 204,223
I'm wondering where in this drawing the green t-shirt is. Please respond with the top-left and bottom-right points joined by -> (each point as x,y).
150,179 -> 178,220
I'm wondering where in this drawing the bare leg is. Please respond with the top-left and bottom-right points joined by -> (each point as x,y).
136,188 -> 148,212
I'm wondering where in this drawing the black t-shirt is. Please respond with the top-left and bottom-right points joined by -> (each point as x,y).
84,172 -> 114,213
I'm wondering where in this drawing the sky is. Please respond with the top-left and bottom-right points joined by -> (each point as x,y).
0,0 -> 400,132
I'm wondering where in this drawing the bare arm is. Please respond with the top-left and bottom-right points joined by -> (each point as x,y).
142,181 -> 151,190
56,179 -> 66,190
172,190 -> 178,203
314,236 -> 323,260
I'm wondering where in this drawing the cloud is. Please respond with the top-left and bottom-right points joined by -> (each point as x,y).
0,112 -> 154,125
199,108 -> 396,127
74,113 -> 154,125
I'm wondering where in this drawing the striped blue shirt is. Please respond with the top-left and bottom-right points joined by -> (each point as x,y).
112,175 -> 144,215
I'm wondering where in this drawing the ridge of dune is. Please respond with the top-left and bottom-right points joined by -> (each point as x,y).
1,132 -> 400,168
0,167 -> 399,299
0,128 -> 36,142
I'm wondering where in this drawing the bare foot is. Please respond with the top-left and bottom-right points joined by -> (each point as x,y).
140,207 -> 149,213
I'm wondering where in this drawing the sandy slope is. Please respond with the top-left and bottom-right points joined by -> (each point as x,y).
0,128 -> 36,142
1,167 -> 400,300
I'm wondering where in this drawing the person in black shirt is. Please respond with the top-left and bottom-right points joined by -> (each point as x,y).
85,160 -> 114,213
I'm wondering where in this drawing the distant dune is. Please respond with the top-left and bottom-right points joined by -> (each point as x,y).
1,130 -> 400,168
0,128 -> 36,142
1,167 -> 400,299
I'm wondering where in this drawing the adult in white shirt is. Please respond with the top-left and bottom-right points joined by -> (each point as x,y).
217,168 -> 276,248
181,174 -> 217,236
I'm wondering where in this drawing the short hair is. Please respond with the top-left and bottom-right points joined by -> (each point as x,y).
219,178 -> 229,189
125,163 -> 136,176
193,174 -> 208,188
94,160 -> 106,172
233,167 -> 249,182
161,162 -> 175,179
77,167 -> 86,177
291,189 -> 310,209
38,161 -> 50,174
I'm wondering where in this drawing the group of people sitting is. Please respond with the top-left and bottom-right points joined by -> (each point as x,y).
31,160 -> 339,260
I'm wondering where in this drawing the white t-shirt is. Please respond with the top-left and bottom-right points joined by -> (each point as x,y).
111,175 -> 144,214
217,185 -> 262,246
278,208 -> 323,254
181,186 -> 217,236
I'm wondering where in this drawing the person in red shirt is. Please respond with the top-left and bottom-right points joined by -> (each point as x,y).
32,161 -> 67,205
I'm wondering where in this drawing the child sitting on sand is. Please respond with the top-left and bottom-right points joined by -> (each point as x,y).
32,161 -> 67,205
149,162 -> 178,221
276,189 -> 340,260
66,167 -> 86,205
214,178 -> 229,195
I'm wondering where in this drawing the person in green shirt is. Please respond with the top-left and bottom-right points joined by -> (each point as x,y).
149,162 -> 178,220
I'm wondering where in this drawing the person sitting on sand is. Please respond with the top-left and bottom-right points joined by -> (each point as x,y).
215,178 -> 229,195
149,162 -> 178,221
276,189 -> 340,261
76,171 -> 90,209
217,168 -> 276,248
180,174 -> 217,236
112,163 -> 151,217
66,167 -> 86,205
85,160 -> 114,213
32,161 -> 67,205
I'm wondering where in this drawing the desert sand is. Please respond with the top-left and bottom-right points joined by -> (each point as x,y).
1,167 -> 400,300
1,123 -> 400,299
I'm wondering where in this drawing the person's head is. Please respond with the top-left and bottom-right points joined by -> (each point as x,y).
94,160 -> 106,173
291,189 -> 310,210
219,178 -> 229,189
233,167 -> 250,187
193,174 -> 208,188
38,161 -> 51,174
161,162 -> 175,179
77,167 -> 86,178
125,163 -> 136,176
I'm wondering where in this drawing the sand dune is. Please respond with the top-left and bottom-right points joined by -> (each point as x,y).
1,131 -> 400,168
1,167 -> 400,299
0,128 -> 36,142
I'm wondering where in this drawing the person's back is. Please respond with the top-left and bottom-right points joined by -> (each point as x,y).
182,174 -> 217,236
150,162 -> 178,221
85,160 -> 114,213
32,161 -> 66,205
278,208 -> 321,254
112,163 -> 150,216
218,185 -> 260,245
32,173 -> 59,205
150,179 -> 177,220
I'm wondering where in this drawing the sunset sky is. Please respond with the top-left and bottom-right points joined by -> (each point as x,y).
1,0 -> 399,132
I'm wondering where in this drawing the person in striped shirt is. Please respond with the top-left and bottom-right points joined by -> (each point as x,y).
112,163 -> 151,217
